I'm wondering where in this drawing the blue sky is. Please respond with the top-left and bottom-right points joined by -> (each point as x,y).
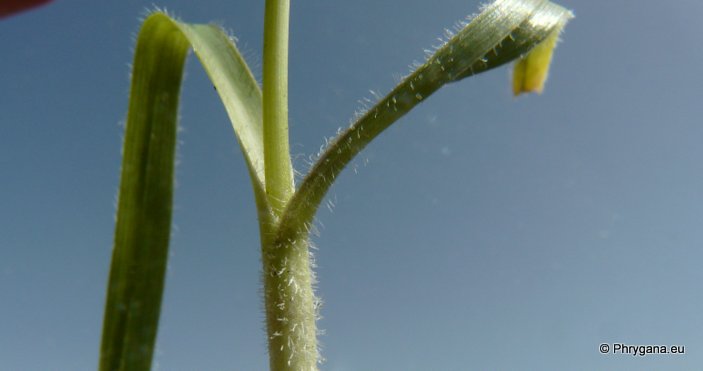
2,0 -> 702,370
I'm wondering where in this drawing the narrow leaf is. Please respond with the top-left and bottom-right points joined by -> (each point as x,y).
100,12 -> 269,371
99,14 -> 189,371
275,0 -> 573,243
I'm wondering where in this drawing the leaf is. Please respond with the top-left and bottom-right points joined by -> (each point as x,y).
275,0 -> 573,244
100,12 -> 269,371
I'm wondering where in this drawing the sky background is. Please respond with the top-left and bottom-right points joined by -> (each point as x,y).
2,0 -> 702,370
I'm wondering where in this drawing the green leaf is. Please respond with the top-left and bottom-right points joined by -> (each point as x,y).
177,22 -> 267,193
275,0 -> 573,244
100,12 -> 269,371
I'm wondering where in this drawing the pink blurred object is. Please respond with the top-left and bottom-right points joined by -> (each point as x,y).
0,0 -> 53,19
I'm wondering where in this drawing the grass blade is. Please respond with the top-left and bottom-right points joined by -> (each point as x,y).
276,0 -> 573,243
100,12 -> 269,371
177,22 -> 267,196
99,14 -> 188,371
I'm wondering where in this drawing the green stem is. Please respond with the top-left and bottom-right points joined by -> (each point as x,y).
260,232 -> 319,370
262,0 -> 319,369
263,0 -> 294,213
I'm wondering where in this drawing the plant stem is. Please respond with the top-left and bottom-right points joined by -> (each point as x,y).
263,0 -> 293,213
262,0 -> 318,369
261,232 -> 319,370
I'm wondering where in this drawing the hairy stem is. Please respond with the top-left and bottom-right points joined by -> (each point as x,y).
261,231 -> 319,370
262,0 -> 318,369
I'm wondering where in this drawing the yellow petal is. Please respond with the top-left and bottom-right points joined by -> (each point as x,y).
512,27 -> 562,96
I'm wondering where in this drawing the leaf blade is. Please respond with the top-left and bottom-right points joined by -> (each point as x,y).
177,22 -> 267,190
100,12 -> 270,371
275,0 -> 573,244
100,14 -> 189,371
